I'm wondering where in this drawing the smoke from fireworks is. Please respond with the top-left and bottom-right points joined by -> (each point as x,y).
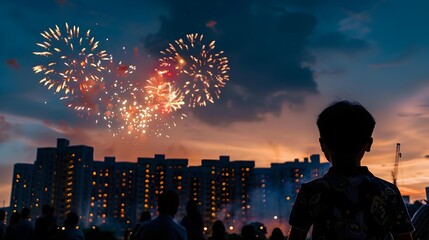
33,23 -> 109,96
158,33 -> 230,107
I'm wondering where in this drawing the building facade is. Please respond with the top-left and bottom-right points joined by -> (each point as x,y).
9,138 -> 330,235
10,163 -> 34,212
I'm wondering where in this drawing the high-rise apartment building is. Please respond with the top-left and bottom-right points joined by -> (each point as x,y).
30,138 -> 93,224
10,163 -> 34,212
199,156 -> 256,227
9,138 -> 330,235
90,157 -> 138,229
135,154 -> 188,220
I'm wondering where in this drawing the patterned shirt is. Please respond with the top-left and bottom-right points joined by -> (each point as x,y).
289,167 -> 414,240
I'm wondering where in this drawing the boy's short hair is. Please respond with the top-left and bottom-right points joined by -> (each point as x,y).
317,101 -> 375,153
158,189 -> 180,215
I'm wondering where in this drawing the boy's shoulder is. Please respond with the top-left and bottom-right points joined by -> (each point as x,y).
302,167 -> 400,194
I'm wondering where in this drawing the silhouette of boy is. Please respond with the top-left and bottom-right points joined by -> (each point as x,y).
135,189 -> 187,240
288,101 -> 414,240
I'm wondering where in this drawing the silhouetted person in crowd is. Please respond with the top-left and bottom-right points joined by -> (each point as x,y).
288,101 -> 414,240
14,207 -> 34,240
0,210 -> 6,240
55,212 -> 84,240
411,202 -> 429,239
241,224 -> 256,240
180,200 -> 204,240
269,228 -> 285,240
35,205 -> 57,240
129,210 -> 151,240
135,189 -> 187,240
5,212 -> 20,240
207,220 -> 227,240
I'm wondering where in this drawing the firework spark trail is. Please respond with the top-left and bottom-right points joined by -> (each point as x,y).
145,76 -> 185,113
147,113 -> 187,138
33,23 -> 109,97
143,76 -> 187,138
159,33 -> 230,107
94,56 -> 150,136
115,85 -> 153,136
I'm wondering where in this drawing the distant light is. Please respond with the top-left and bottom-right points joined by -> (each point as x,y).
274,216 -> 278,220
106,38 -> 109,41
229,226 -> 234,231
123,47 -> 126,50
203,227 -> 207,231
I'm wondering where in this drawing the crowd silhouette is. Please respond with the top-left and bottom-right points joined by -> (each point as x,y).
2,187 -> 429,240
1,207 -> 85,240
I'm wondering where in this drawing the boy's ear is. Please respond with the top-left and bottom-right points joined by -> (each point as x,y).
365,137 -> 373,152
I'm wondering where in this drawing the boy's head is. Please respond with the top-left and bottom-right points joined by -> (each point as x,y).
317,101 -> 375,155
157,189 -> 180,216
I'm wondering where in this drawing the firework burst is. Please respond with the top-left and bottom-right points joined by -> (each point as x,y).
159,33 -> 229,107
145,76 -> 185,113
142,76 -> 186,138
33,23 -> 109,96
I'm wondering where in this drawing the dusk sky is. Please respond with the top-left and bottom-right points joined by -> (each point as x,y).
1,0 -> 429,206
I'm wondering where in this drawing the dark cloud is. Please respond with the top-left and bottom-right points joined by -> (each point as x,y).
314,67 -> 346,78
312,31 -> 370,55
143,1 -> 318,125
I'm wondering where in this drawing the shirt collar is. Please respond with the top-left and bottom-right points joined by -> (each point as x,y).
328,166 -> 373,176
